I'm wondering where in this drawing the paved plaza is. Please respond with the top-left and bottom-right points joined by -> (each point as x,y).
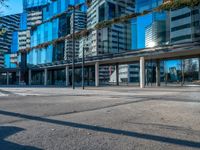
0,86 -> 200,150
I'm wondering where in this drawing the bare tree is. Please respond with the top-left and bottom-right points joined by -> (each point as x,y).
0,0 -> 8,14
0,0 -> 8,6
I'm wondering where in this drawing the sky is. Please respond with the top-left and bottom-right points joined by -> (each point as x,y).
2,0 -> 23,16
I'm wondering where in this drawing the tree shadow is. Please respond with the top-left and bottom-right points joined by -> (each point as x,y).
0,126 -> 42,150
0,110 -> 200,148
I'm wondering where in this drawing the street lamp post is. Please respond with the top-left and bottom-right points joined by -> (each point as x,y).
72,7 -> 75,89
82,47 -> 85,89
68,3 -> 85,90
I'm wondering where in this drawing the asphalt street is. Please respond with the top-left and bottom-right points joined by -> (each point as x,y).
0,86 -> 200,150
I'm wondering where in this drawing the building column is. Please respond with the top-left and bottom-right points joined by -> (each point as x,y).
116,63 -> 119,86
44,68 -> 48,86
6,72 -> 9,85
181,59 -> 184,87
28,70 -> 32,85
95,62 -> 99,87
140,57 -> 145,88
199,58 -> 200,80
66,66 -> 69,87
18,70 -> 21,84
156,60 -> 161,87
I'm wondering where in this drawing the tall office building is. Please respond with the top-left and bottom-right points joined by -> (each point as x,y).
27,10 -> 43,28
64,10 -> 87,61
19,0 -> 45,52
85,0 -> 135,83
27,0 -> 86,66
4,31 -> 19,68
135,0 -> 163,13
18,6 -> 43,52
145,20 -> 166,48
0,14 -> 20,68
86,0 -> 134,56
23,0 -> 49,10
18,30 -> 31,51
125,0 -> 166,84
169,6 -> 200,80
170,6 -> 200,44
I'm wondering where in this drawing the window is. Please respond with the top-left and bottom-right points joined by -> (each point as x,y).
171,13 -> 190,21
171,35 -> 191,43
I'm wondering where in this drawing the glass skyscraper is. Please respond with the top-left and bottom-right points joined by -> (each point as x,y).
134,0 -> 165,49
23,0 -> 49,10
27,0 -> 87,66
0,14 -> 20,68
2,0 -> 199,86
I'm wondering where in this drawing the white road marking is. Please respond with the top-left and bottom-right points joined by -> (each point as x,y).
0,93 -> 8,97
14,92 -> 42,96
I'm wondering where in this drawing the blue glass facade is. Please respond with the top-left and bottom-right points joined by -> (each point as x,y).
27,18 -> 60,65
11,32 -> 19,53
4,54 -> 17,68
20,12 -> 27,30
133,0 -> 165,49
27,0 -> 86,66
5,31 -> 19,68
43,0 -> 86,21
136,0 -> 163,13
23,0 -> 49,10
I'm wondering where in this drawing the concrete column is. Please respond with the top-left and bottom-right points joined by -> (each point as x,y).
87,67 -> 90,86
140,57 -> 145,88
44,68 -> 48,86
28,70 -> 32,85
199,58 -> 200,80
156,60 -> 161,87
116,64 -> 119,86
66,66 -> 69,87
181,59 -> 184,86
6,72 -> 9,85
18,71 -> 21,84
95,62 -> 99,87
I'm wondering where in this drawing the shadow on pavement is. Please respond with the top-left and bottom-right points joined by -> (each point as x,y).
0,126 -> 42,150
0,110 -> 200,148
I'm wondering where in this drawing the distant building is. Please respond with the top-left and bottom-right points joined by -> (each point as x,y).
169,67 -> 179,82
0,14 -> 20,68
145,20 -> 166,48
64,10 -> 87,61
170,6 -> 200,44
